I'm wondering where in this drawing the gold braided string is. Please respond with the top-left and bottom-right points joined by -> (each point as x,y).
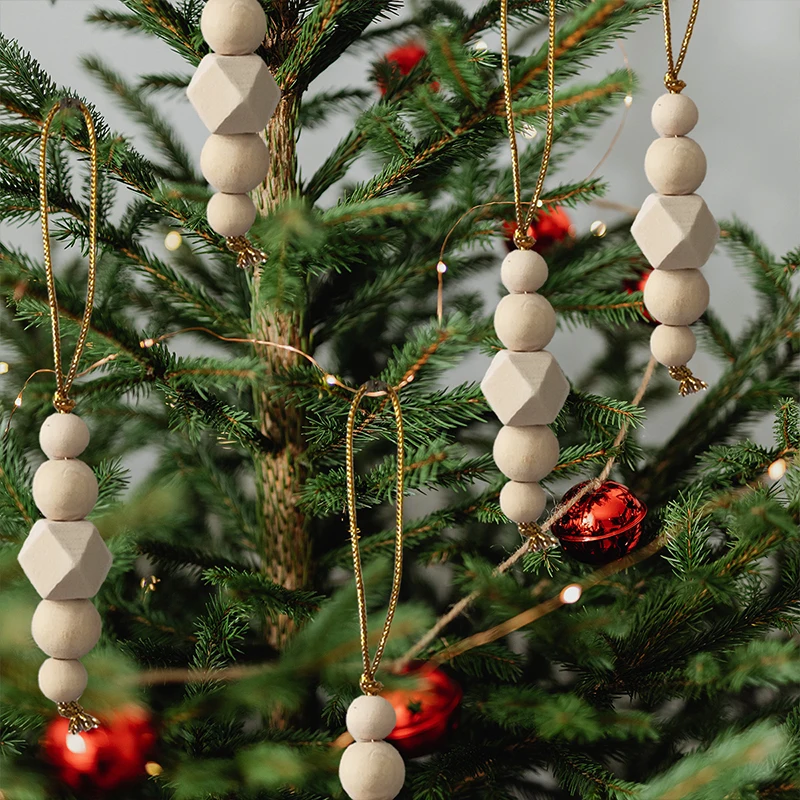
345,382 -> 405,695
662,0 -> 701,93
501,0 -> 556,250
39,98 -> 99,414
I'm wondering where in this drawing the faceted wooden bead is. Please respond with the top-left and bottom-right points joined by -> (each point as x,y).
39,413 -> 90,460
31,599 -> 102,659
200,0 -> 266,55
651,93 -> 698,137
501,249 -> 548,293
32,459 -> 98,522
631,193 -> 719,270
494,293 -> 556,352
645,137 -> 707,196
643,268 -> 710,326
187,54 -> 280,135
500,481 -> 547,523
650,325 -> 697,367
493,425 -> 559,483
346,695 -> 397,742
481,350 -> 569,426
207,192 -> 257,237
18,519 -> 112,600
339,740 -> 405,800
38,658 -> 88,703
200,133 -> 269,193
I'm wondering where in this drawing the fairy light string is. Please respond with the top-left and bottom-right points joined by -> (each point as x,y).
345,382 -> 405,695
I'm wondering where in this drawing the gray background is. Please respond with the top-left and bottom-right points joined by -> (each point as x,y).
1,0 -> 798,460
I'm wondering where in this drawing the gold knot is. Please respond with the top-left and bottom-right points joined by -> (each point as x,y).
519,521 -> 558,552
57,701 -> 100,735
664,72 -> 686,94
668,365 -> 708,396
359,674 -> 384,696
53,392 -> 76,414
513,227 -> 536,251
225,236 -> 268,270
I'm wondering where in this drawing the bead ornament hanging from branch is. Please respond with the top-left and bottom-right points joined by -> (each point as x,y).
631,0 -> 716,395
16,99 -> 112,735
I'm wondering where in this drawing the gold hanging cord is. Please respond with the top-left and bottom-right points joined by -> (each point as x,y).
39,98 -> 99,415
662,0 -> 701,93
500,0 -> 556,250
345,382 -> 405,695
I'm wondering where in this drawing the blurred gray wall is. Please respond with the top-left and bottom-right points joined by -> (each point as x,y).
1,0 -> 798,454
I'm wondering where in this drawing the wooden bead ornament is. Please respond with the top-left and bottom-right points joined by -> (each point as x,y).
15,99 -> 107,735
480,0 -> 566,536
189,0 -> 281,267
631,0 -> 714,396
340,384 -> 406,800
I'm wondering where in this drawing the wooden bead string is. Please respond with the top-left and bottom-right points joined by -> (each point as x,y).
21,98 -> 110,734
480,0 -> 569,543
632,0 -> 715,396
188,0 -> 280,268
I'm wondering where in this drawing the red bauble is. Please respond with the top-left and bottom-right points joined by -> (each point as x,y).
44,706 -> 156,791
503,206 -> 575,254
383,664 -> 462,757
623,270 -> 655,323
379,43 -> 438,95
551,480 -> 647,565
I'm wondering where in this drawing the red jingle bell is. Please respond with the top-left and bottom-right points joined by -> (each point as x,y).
551,480 -> 647,565
383,663 -> 462,757
43,705 -> 156,791
502,206 -> 575,254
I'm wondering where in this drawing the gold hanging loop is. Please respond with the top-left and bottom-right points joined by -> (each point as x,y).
500,0 -> 557,248
345,381 -> 405,695
39,98 -> 100,413
662,0 -> 701,93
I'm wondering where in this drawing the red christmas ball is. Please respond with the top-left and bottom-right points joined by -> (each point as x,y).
43,706 -> 156,791
551,480 -> 647,565
379,43 -> 438,95
623,270 -> 655,323
383,663 -> 462,757
503,206 -> 575,254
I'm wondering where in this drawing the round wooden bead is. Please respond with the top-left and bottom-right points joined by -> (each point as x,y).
644,137 -> 707,196
651,93 -> 699,137
38,658 -> 88,703
643,268 -> 709,326
207,192 -> 257,237
501,249 -> 548,293
32,459 -> 98,522
339,740 -> 405,800
493,425 -> 559,483
346,695 -> 397,742
200,0 -> 266,55
500,481 -> 547,523
39,414 -> 90,460
494,294 -> 556,352
650,325 -> 697,367
31,599 -> 102,659
200,134 -> 269,194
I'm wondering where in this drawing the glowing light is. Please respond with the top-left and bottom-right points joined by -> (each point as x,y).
436,261 -> 447,274
14,396 -> 22,408
536,199 -> 544,208
325,374 -> 337,386
164,231 -> 183,251
145,761 -> 163,777
0,362 -> 8,374
473,39 -> 488,52
560,584 -> 582,604
768,458 -> 788,480
66,734 -> 87,754
624,94 -> 633,107
519,122 -> 537,139
140,338 -> 156,348
590,220 -> 607,238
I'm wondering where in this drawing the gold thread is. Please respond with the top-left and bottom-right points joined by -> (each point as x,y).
225,236 -> 268,270
668,364 -> 708,396
345,382 -> 405,695
39,99 -> 99,414
501,0 -> 556,247
57,701 -> 100,735
662,0 -> 700,93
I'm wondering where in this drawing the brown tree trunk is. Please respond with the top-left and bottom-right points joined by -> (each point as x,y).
252,87 -> 309,649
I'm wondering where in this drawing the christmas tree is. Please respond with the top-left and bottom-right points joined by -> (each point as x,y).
1,0 -> 799,798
